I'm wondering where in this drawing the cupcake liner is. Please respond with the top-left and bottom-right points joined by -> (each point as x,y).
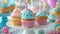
1,8 -> 10,14
21,20 -> 34,28
36,17 -> 47,25
12,17 -> 21,26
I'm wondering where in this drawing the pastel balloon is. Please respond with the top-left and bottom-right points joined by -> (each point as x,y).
41,0 -> 47,2
47,0 -> 57,8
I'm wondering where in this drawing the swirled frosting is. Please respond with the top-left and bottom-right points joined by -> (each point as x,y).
11,8 -> 21,17
21,9 -> 34,20
2,4 -> 8,8
36,10 -> 47,17
48,13 -> 56,19
52,8 -> 60,12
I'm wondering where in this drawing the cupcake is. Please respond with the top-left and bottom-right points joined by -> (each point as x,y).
53,8 -> 60,18
11,8 -> 21,26
1,3 -> 9,14
48,13 -> 56,23
21,9 -> 35,28
55,24 -> 60,32
8,0 -> 15,11
36,11 -> 48,25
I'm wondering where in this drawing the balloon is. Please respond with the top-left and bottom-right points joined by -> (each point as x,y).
47,0 -> 57,8
41,0 -> 47,2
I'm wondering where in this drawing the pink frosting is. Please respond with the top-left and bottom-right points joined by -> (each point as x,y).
11,8 -> 21,17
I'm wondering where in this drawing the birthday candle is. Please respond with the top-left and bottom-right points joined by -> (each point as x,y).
15,0 -> 18,9
2,0 -> 7,4
30,0 -> 33,7
39,3 -> 42,12
56,2 -> 58,9
43,2 -> 46,10
30,0 -> 33,2
25,0 -> 29,10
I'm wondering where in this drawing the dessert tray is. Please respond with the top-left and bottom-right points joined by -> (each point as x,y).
6,22 -> 55,34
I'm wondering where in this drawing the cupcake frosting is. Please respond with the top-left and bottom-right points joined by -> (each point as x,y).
8,0 -> 15,6
36,11 -> 47,17
21,9 -> 34,20
53,8 -> 60,12
2,4 -> 8,8
55,24 -> 60,30
48,13 -> 56,19
11,8 -> 21,17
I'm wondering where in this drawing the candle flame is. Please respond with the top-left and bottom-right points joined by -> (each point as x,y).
56,2 -> 58,8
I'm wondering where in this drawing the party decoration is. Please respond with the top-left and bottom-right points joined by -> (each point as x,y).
47,0 -> 57,8
43,2 -> 46,10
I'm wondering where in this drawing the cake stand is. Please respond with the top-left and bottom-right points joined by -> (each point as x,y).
6,22 -> 55,34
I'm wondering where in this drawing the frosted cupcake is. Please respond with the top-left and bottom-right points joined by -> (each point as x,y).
53,8 -> 60,18
11,8 -> 21,26
21,9 -> 35,28
36,11 -> 48,25
48,13 -> 56,23
1,1 -> 9,14
55,24 -> 60,32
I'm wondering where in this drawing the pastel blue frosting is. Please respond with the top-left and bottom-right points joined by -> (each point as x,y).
53,8 -> 60,12
49,19 -> 55,23
2,4 -> 8,8
8,0 -> 15,6
21,9 -> 34,19
48,13 -> 56,19
55,24 -> 60,30
36,11 -> 47,17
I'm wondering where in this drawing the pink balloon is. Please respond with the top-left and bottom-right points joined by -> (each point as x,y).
41,0 -> 47,2
47,0 -> 57,8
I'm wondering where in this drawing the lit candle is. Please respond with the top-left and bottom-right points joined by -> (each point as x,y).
2,0 -> 7,4
43,2 -> 46,10
15,0 -> 18,9
39,3 -> 42,12
56,2 -> 58,9
25,0 -> 29,10
30,0 -> 33,7
30,0 -> 33,2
